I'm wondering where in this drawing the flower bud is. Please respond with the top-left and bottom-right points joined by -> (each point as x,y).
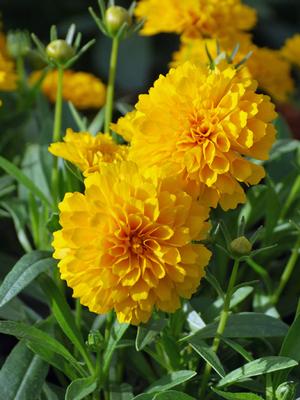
86,330 -> 104,352
276,382 -> 297,400
46,39 -> 75,63
105,6 -> 132,35
7,30 -> 31,58
230,236 -> 252,256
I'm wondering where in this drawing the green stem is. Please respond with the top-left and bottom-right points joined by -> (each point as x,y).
75,299 -> 82,330
280,175 -> 300,220
104,37 -> 120,134
16,55 -> 26,91
51,67 -> 64,206
199,259 -> 240,397
272,235 -> 300,305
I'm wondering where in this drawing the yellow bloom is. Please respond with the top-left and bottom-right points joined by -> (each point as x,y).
49,129 -> 128,176
135,0 -> 256,39
0,52 -> 17,91
30,70 -> 106,110
281,34 -> 300,68
172,37 -> 294,103
53,161 -> 211,325
115,62 -> 277,210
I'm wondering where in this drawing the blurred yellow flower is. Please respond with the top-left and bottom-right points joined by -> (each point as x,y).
172,37 -> 294,103
282,34 -> 300,68
49,129 -> 128,176
135,0 -> 256,39
115,62 -> 277,210
53,161 -> 211,325
0,52 -> 17,91
30,70 -> 106,110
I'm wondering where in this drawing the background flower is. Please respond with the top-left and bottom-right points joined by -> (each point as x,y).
281,34 -> 300,68
115,62 -> 277,210
53,161 -> 211,325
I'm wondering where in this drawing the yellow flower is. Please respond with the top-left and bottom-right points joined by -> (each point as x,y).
135,0 -> 256,39
49,129 -> 128,176
52,161 -> 211,325
281,34 -> 300,68
30,70 -> 106,110
172,37 -> 294,103
0,52 -> 17,91
115,62 -> 277,210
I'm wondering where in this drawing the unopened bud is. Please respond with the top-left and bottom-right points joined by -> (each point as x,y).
230,236 -> 252,256
7,30 -> 31,58
276,382 -> 297,400
46,39 -> 75,63
86,330 -> 104,352
105,6 -> 132,35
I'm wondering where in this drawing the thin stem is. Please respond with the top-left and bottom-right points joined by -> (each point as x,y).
51,67 -> 64,206
199,259 -> 240,397
272,235 -> 300,305
16,55 -> 26,91
75,299 -> 82,330
104,37 -> 119,134
280,175 -> 300,220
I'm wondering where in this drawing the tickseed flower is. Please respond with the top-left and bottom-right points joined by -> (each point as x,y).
49,128 -> 128,176
52,161 -> 211,325
0,52 -> 17,91
30,69 -> 106,110
281,34 -> 300,68
115,62 -> 277,210
172,37 -> 294,103
135,0 -> 256,39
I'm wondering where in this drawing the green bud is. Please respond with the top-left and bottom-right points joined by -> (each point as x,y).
230,236 -> 252,256
105,6 -> 132,35
46,39 -> 75,63
86,330 -> 104,352
276,382 -> 297,400
7,30 -> 31,58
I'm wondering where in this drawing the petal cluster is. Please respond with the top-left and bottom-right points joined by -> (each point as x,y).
135,0 -> 256,39
0,33 -> 17,93
53,161 -> 211,325
30,70 -> 106,110
281,34 -> 300,68
49,129 -> 128,176
115,62 -> 277,210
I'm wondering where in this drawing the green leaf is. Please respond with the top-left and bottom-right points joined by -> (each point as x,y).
274,311 -> 300,387
154,391 -> 196,400
65,376 -> 97,400
188,338 -> 225,377
103,320 -> 129,374
88,107 -> 105,135
0,155 -> 52,208
146,370 -> 197,394
0,251 -> 54,307
211,387 -> 264,400
110,383 -> 134,400
0,320 -> 86,376
221,337 -> 254,362
218,357 -> 298,388
181,313 -> 288,341
132,395 -> 153,400
136,318 -> 167,351
39,275 -> 94,374
0,341 -> 48,400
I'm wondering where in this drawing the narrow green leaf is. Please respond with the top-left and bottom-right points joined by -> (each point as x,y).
181,313 -> 288,341
212,387 -> 264,400
132,395 -> 153,400
205,271 -> 225,299
0,251 -> 54,307
136,318 -> 167,351
0,320 -> 85,376
65,376 -> 97,400
68,102 -> 87,131
88,107 -> 105,135
110,383 -> 134,400
154,391 -> 196,400
221,337 -> 254,362
0,155 -> 52,208
103,321 -> 129,374
0,341 -> 48,400
189,338 -> 226,377
39,275 -> 94,374
146,370 -> 197,394
218,357 -> 298,388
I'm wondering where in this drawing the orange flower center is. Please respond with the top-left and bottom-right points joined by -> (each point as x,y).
188,111 -> 218,144
130,235 -> 145,255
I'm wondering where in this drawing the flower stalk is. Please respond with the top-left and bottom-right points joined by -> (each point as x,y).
104,36 -> 120,134
199,258 -> 240,397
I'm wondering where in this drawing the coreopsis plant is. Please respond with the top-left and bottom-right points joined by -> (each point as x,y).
0,1 -> 300,400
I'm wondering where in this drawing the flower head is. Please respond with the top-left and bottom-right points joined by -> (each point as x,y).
53,161 -> 211,325
281,34 -> 300,68
172,37 -> 294,103
0,52 -> 17,91
115,62 -> 277,210
30,69 -> 106,110
135,0 -> 256,39
49,129 -> 128,176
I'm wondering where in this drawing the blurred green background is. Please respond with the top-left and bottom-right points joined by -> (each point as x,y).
1,0 -> 299,101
